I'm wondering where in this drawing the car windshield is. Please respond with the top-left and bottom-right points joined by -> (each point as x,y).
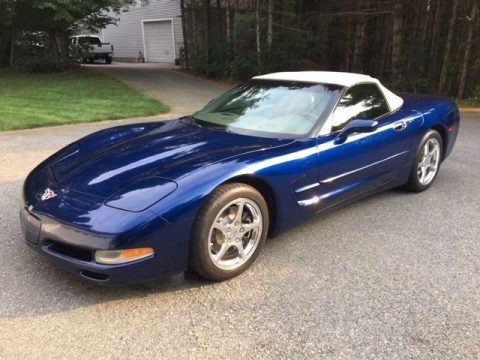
193,80 -> 343,138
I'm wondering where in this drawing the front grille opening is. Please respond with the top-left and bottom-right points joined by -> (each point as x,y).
80,270 -> 109,281
46,241 -> 93,262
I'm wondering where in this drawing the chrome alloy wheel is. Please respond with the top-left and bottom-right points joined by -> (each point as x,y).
417,137 -> 441,185
208,198 -> 263,271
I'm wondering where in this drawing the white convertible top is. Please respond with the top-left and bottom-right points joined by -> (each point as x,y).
253,71 -> 403,112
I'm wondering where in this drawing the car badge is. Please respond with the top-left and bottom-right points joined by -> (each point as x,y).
41,188 -> 58,201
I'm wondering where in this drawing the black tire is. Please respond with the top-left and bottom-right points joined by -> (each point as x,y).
190,183 -> 269,281
105,56 -> 112,64
404,129 -> 443,192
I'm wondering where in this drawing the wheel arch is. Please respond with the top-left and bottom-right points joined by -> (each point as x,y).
223,175 -> 277,237
430,124 -> 448,160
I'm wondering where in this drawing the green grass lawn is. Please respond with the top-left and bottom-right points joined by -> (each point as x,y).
0,68 -> 169,131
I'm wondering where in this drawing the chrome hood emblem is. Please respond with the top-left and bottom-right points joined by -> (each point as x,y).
41,188 -> 58,201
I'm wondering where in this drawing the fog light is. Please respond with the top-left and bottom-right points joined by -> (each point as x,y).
95,247 -> 154,265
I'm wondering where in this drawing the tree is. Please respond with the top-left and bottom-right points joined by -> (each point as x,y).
458,1 -> 478,98
256,0 -> 262,70
0,0 -> 19,67
181,0 -> 480,99
267,0 -> 274,48
1,0 -> 135,68
438,0 -> 460,93
202,0 -> 210,62
391,1 -> 403,79
180,0 -> 190,69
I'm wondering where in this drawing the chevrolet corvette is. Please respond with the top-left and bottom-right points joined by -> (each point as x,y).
20,71 -> 460,285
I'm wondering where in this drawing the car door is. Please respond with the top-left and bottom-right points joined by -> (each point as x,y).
311,83 -> 422,212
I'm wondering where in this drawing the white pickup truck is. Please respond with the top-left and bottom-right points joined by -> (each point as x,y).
72,35 -> 114,64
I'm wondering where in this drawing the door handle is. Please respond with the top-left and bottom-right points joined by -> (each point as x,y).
393,120 -> 407,131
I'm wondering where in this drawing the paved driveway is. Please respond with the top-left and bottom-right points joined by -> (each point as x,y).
90,62 -> 232,117
0,65 -> 479,359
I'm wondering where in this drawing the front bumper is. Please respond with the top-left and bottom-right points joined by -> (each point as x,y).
20,206 -> 186,286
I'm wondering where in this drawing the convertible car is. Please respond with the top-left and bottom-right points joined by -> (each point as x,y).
20,71 -> 459,285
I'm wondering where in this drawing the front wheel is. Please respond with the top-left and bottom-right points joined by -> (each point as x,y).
190,183 -> 269,281
404,129 -> 443,192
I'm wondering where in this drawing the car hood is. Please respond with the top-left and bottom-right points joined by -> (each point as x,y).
50,119 -> 292,198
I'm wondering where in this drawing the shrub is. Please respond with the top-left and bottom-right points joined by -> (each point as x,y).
16,50 -> 67,73
465,86 -> 480,105
227,54 -> 257,81
14,32 -> 80,73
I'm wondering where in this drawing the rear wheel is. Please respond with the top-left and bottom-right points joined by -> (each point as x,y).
190,183 -> 269,281
405,129 -> 443,192
105,56 -> 112,64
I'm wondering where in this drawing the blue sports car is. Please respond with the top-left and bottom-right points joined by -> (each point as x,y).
21,71 -> 460,285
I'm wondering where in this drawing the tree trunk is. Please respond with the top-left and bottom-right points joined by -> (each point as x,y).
371,15 -> 384,77
226,0 -> 231,44
345,14 -> 353,72
418,0 -> 431,76
406,2 -> 423,79
191,6 -> 198,60
379,13 -> 391,78
391,2 -> 403,79
352,9 -> 366,73
296,0 -> 303,43
233,1 -> 238,54
438,0 -> 459,93
267,0 -> 273,48
216,0 -> 223,42
180,0 -> 190,69
203,0 -> 210,62
428,0 -> 443,83
458,2 -> 477,98
256,0 -> 261,71
9,21 -> 14,67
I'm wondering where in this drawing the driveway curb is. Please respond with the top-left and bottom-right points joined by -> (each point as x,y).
459,107 -> 480,113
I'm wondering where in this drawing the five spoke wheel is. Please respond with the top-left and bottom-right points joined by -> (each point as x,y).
190,183 -> 269,281
417,137 -> 441,185
405,129 -> 443,192
209,198 -> 262,270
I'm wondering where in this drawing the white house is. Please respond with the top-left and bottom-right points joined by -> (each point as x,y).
101,0 -> 183,63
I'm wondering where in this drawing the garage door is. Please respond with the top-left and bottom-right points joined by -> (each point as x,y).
143,20 -> 175,63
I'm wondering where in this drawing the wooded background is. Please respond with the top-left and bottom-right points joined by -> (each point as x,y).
1,0 -> 478,101
181,0 -> 479,101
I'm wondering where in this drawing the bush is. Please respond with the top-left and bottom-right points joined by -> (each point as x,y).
227,54 -> 257,81
16,50 -> 67,73
14,32 -> 80,73
390,75 -> 431,94
465,86 -> 480,105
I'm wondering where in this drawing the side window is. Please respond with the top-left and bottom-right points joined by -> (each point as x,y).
330,84 -> 390,133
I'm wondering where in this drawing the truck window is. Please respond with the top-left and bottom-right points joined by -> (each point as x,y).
78,37 -> 101,45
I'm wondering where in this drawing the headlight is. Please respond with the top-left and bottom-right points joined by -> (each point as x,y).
105,177 -> 177,212
95,247 -> 154,265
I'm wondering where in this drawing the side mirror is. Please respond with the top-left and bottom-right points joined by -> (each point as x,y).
335,119 -> 378,144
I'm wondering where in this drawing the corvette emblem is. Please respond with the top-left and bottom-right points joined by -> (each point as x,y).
41,188 -> 58,201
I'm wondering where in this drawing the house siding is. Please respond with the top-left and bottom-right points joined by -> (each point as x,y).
102,0 -> 183,62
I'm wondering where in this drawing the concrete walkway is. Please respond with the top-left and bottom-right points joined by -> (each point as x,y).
87,62 -> 232,118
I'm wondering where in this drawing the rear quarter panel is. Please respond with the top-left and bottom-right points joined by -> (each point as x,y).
400,93 -> 460,161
